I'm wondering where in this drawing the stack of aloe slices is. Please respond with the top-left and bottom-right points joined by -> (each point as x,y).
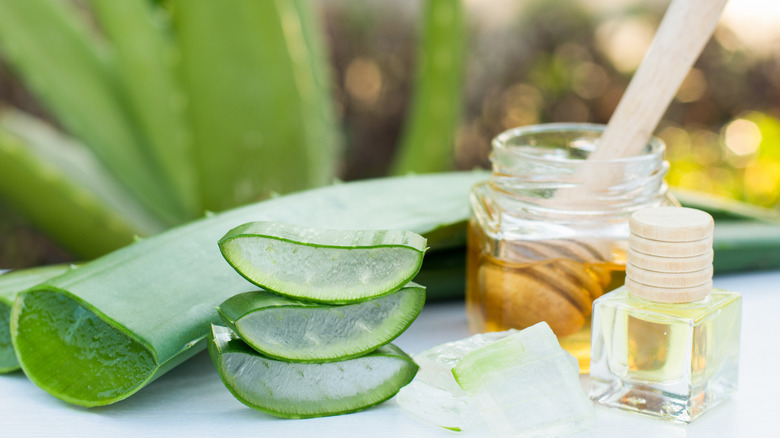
209,222 -> 424,418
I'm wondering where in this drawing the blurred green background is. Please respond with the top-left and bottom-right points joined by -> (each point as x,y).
1,0 -> 779,268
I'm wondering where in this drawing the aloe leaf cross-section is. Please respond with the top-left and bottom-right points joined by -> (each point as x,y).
10,171 -> 487,407
208,325 -> 418,419
217,283 -> 425,362
0,264 -> 70,373
219,222 -> 427,303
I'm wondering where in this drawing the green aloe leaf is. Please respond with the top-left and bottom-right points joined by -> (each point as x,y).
219,222 -> 427,303
11,171 -> 486,407
208,325 -> 418,419
0,264 -> 70,373
391,0 -> 465,174
172,0 -> 340,212
89,0 -> 199,218
0,0 -> 184,224
217,283 -> 425,362
0,109 -> 165,258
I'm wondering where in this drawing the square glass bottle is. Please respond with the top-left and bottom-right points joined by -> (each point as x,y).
589,207 -> 742,423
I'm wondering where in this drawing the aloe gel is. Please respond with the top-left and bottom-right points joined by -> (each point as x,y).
219,222 -> 427,303
208,325 -> 418,419
218,283 -> 425,362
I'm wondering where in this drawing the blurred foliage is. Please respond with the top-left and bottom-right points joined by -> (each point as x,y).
2,0 -> 780,268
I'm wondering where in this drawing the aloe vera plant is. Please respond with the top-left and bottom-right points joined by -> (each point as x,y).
10,171 -> 486,407
208,325 -> 418,419
218,284 -> 425,362
219,222 -> 427,303
391,0 -> 465,174
0,264 -> 69,372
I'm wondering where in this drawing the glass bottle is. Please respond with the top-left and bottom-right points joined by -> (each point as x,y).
589,207 -> 741,423
466,123 -> 674,373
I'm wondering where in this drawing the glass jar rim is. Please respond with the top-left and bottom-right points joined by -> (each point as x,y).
492,123 -> 665,164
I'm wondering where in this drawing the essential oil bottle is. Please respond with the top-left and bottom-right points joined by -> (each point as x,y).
589,207 -> 741,423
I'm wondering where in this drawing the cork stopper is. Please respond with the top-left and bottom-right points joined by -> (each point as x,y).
626,207 -> 714,303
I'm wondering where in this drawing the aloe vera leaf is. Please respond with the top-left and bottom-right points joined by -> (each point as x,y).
172,0 -> 339,212
219,222 -> 427,303
0,110 -> 165,258
391,0 -> 465,174
712,221 -> 780,273
89,0 -> 199,218
674,188 -> 780,223
414,248 -> 467,302
208,325 -> 418,419
11,171 -> 486,407
217,283 -> 425,362
0,264 -> 70,373
0,0 -> 184,224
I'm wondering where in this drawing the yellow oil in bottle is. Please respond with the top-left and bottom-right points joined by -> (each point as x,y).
466,220 -> 626,373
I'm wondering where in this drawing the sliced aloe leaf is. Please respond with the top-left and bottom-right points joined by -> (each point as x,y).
0,264 -> 70,373
217,283 -> 425,362
208,325 -> 418,419
219,222 -> 427,303
11,171 -> 486,407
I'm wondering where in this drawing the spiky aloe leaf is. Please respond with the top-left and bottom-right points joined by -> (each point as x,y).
391,0 -> 465,174
172,0 -> 340,211
0,109 -> 165,258
11,171 -> 486,407
89,0 -> 199,218
0,0 -> 185,224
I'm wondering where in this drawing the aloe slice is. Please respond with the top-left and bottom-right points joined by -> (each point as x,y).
11,171 -> 486,407
208,325 -> 418,418
0,264 -> 70,373
219,222 -> 427,303
217,283 -> 425,362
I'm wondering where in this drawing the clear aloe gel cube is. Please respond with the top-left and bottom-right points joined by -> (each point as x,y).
397,324 -> 593,436
452,323 -> 593,437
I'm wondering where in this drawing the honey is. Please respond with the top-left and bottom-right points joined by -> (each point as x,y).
466,221 -> 626,372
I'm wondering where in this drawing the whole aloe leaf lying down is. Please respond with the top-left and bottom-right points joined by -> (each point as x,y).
0,264 -> 70,373
10,171 -> 487,407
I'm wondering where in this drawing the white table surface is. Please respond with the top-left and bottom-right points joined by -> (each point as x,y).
1,270 -> 778,438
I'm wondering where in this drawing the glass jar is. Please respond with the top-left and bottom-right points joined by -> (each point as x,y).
465,123 -> 675,373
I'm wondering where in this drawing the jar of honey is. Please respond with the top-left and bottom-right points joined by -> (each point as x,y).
466,123 -> 675,372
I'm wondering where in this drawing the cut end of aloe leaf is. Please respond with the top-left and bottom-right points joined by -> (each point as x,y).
218,222 -> 427,303
11,289 -> 157,406
0,301 -> 17,372
218,283 -> 426,362
208,325 -> 418,418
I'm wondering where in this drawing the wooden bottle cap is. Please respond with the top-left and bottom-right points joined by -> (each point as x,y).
626,207 -> 715,303
630,207 -> 714,242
